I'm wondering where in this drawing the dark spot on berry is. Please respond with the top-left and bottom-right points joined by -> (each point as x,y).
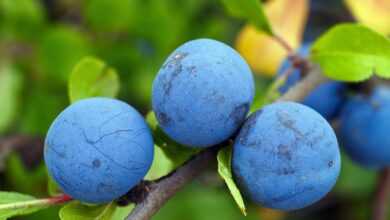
328,160 -> 334,168
156,111 -> 172,127
161,52 -> 188,96
277,144 -> 292,161
187,65 -> 197,75
280,167 -> 295,175
92,159 -> 101,168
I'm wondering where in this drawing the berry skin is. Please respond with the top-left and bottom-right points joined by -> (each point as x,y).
339,86 -> 390,168
44,98 -> 154,203
232,102 -> 341,210
152,39 -> 255,147
277,43 -> 346,120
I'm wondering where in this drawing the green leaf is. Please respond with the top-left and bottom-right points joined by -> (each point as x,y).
153,184 -> 258,220
59,202 -> 116,220
0,0 -> 45,39
0,63 -> 23,133
111,205 -> 134,220
311,23 -> 390,82
145,145 -> 175,180
251,74 -> 285,113
68,57 -> 120,103
20,87 -> 68,135
0,192 -> 36,204
39,26 -> 91,83
144,112 -> 199,180
217,145 -> 246,216
0,192 -> 49,220
85,0 -> 137,32
145,111 -> 159,130
220,0 -> 272,35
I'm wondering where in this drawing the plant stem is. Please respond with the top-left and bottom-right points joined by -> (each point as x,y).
372,168 -> 390,220
0,194 -> 72,211
126,147 -> 219,220
273,34 -> 311,75
273,34 -> 294,54
277,64 -> 327,102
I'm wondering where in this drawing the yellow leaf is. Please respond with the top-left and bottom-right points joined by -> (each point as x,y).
345,0 -> 390,35
258,207 -> 286,220
236,0 -> 308,77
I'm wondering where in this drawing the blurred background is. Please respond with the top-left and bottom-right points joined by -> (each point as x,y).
0,0 -> 386,219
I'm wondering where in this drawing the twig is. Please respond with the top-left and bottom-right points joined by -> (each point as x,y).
126,63 -> 327,220
273,35 -> 294,54
0,135 -> 43,171
372,168 -> 390,220
0,41 -> 34,60
126,147 -> 219,220
277,64 -> 327,102
273,35 -> 310,76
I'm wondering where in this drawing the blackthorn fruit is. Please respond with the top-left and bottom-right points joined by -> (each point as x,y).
152,39 -> 255,147
232,102 -> 341,210
339,86 -> 390,168
44,98 -> 154,203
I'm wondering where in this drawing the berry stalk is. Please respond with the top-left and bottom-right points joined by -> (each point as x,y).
0,194 -> 72,211
372,168 -> 390,220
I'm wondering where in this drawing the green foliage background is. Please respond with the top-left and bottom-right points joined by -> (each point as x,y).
0,0 -> 382,220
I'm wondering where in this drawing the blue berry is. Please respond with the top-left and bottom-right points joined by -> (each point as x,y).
339,86 -> 390,168
233,102 -> 341,210
152,39 -> 255,147
44,98 -> 154,203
